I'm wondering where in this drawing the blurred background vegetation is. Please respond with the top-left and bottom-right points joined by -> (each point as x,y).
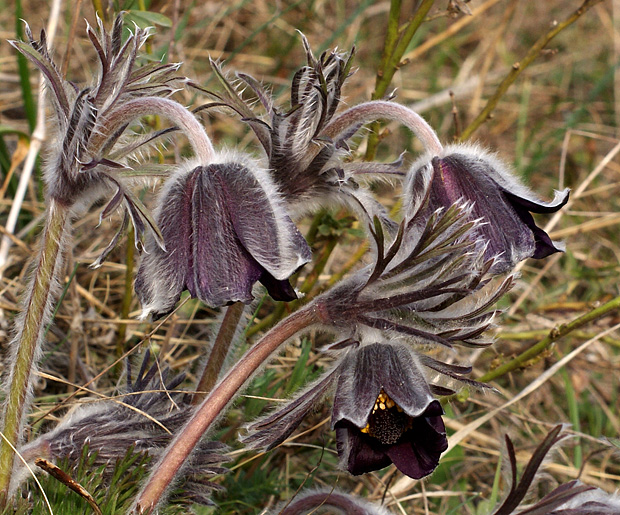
0,0 -> 618,513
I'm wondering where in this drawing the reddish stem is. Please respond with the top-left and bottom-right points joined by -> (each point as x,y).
134,304 -> 320,513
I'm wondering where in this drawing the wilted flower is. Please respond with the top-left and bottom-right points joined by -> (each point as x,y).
17,352 -> 228,506
134,154 -> 312,317
405,143 -> 569,273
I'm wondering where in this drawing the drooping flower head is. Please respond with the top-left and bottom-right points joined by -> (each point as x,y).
332,343 -> 448,478
405,143 -> 569,274
135,153 -> 312,317
12,14 -> 312,315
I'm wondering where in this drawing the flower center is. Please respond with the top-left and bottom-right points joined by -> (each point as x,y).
360,390 -> 411,445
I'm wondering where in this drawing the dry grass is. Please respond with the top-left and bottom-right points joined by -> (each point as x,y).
0,1 -> 618,513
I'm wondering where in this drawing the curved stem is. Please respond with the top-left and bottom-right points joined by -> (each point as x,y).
324,100 -> 443,155
134,303 -> 320,513
92,97 -> 215,163
0,200 -> 71,502
193,302 -> 246,404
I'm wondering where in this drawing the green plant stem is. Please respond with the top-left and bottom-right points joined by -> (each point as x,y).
115,227 -> 135,375
134,303 -> 320,513
0,200 -> 71,502
193,302 -> 245,403
498,328 -> 620,348
460,0 -> 604,141
479,294 -> 620,383
366,0 -> 436,159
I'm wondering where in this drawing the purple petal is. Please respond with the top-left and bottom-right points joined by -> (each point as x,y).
430,155 -> 536,269
187,166 -> 262,306
332,343 -> 435,429
386,413 -> 447,479
135,168 -> 194,317
258,271 -> 298,302
214,162 -> 312,279
502,189 -> 568,259
335,422 -> 392,476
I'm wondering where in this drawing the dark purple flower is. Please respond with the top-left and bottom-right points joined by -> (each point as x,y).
135,156 -> 312,317
332,343 -> 447,479
243,342 -> 449,480
406,144 -> 569,273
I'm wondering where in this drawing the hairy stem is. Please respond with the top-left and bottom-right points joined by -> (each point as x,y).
480,294 -> 620,383
0,200 -> 71,501
324,100 -> 443,156
460,0 -> 604,140
92,97 -> 215,163
134,304 -> 320,513
193,302 -> 246,403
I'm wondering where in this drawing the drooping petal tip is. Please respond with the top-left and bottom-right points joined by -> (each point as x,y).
405,143 -> 569,273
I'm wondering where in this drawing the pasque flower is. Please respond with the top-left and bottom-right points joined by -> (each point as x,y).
196,36 -> 404,227
332,343 -> 448,478
134,154 -> 312,316
405,143 -> 569,273
242,174 -> 513,479
243,341 -> 447,479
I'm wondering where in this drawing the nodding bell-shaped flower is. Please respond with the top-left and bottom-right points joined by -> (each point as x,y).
332,343 -> 448,479
135,154 -> 312,317
405,144 -> 570,273
243,342 -> 448,479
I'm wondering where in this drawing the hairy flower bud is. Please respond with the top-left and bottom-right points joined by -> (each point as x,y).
17,353 -> 228,505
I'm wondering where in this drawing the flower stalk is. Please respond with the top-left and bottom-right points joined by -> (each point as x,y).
134,304 -> 320,512
0,199 -> 71,500
193,301 -> 246,403
324,100 -> 443,156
